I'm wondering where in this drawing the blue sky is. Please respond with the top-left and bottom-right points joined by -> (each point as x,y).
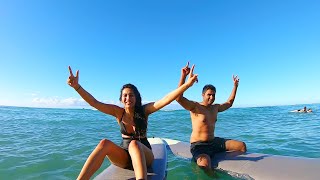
0,0 -> 319,109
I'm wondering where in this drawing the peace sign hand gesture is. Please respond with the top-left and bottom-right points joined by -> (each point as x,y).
186,64 -> 198,87
67,66 -> 80,89
181,62 -> 191,77
233,75 -> 239,87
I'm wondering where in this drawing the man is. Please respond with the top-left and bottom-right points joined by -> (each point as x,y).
176,62 -> 246,170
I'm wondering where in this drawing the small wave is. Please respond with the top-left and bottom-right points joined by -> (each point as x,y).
161,109 -> 179,112
219,169 -> 255,180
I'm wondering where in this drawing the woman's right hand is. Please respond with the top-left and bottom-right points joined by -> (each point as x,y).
186,64 -> 198,87
67,66 -> 80,89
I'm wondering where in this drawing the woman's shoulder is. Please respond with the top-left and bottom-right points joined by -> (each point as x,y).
142,102 -> 155,110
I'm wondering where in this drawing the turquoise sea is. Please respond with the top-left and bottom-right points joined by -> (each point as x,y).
1,104 -> 320,180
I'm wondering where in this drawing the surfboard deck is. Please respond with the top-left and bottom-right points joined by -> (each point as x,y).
94,137 -> 167,180
163,138 -> 320,180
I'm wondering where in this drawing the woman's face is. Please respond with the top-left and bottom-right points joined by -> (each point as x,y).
121,88 -> 136,108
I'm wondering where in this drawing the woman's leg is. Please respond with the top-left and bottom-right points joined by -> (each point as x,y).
77,139 -> 129,180
128,140 -> 154,180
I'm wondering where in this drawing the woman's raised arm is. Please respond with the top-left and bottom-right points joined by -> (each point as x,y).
67,66 -> 122,118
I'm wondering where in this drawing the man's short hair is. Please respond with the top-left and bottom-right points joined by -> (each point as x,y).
202,84 -> 216,94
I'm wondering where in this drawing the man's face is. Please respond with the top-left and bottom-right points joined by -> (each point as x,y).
202,89 -> 216,105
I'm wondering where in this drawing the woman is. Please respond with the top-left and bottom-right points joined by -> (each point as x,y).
67,65 -> 198,180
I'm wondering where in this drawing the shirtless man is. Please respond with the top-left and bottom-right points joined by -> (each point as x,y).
176,62 -> 247,170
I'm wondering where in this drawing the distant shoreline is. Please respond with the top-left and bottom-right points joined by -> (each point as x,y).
1,102 -> 319,111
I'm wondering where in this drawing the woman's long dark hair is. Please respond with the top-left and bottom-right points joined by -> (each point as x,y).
119,84 -> 147,136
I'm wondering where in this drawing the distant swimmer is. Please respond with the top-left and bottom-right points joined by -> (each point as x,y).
299,106 -> 307,112
292,106 -> 312,113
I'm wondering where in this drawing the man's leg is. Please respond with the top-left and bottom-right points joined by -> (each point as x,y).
225,139 -> 247,152
195,154 -> 212,169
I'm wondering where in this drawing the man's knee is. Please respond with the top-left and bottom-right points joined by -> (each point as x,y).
196,154 -> 211,169
240,142 -> 247,152
227,140 -> 247,152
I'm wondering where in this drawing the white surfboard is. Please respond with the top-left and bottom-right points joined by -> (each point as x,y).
94,137 -> 167,180
163,138 -> 320,180
290,110 -> 312,113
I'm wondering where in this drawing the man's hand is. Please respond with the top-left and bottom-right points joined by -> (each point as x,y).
181,61 -> 191,77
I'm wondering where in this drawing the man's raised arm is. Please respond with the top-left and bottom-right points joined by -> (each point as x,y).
218,75 -> 239,112
176,62 -> 197,111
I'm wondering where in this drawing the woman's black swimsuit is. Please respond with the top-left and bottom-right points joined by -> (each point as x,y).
119,110 -> 151,149
119,110 -> 152,168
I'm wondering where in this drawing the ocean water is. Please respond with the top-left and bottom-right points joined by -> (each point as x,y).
0,104 -> 319,180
